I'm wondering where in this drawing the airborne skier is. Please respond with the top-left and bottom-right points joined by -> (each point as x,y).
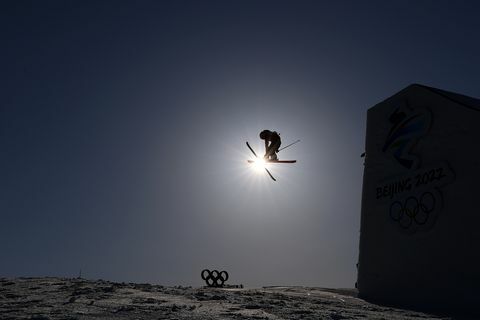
260,130 -> 281,160
246,132 -> 298,181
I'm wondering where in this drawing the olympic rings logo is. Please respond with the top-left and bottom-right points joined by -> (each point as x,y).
201,269 -> 229,287
389,191 -> 436,229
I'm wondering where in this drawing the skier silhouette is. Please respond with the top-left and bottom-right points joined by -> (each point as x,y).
260,130 -> 281,160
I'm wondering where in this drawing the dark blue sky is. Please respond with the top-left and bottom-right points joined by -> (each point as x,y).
2,1 -> 480,287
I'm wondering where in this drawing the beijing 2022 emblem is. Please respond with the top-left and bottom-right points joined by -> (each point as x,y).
377,106 -> 454,234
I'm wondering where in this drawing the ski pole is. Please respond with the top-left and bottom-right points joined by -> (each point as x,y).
278,139 -> 300,152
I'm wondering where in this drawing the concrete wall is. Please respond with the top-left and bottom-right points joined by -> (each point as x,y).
357,84 -> 480,312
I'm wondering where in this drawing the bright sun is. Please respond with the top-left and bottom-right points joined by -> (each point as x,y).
252,157 -> 267,173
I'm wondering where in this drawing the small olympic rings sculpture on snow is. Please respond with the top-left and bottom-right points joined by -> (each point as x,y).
389,191 -> 436,229
201,269 -> 229,287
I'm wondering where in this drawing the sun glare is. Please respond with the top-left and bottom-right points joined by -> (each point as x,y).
252,157 -> 267,173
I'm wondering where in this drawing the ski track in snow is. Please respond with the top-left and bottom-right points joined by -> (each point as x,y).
0,277 -> 452,319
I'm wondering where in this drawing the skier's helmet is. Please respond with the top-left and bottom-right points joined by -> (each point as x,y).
259,130 -> 270,140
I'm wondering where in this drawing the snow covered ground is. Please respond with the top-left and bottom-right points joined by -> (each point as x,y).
0,277 -> 452,319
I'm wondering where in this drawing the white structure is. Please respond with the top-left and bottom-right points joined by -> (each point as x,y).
357,84 -> 480,313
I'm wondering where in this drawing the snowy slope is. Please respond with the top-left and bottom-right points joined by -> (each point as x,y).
0,277 -> 451,319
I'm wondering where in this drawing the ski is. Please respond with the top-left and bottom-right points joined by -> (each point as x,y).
247,160 -> 296,164
246,142 -> 276,181
264,167 -> 276,181
246,141 -> 258,157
